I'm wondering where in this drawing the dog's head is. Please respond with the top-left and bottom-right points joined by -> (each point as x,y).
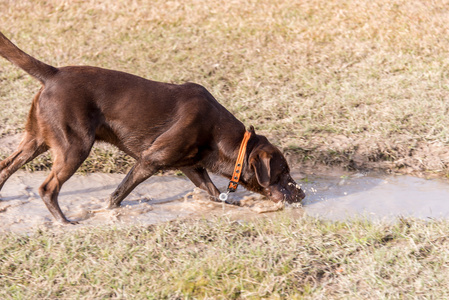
246,131 -> 305,204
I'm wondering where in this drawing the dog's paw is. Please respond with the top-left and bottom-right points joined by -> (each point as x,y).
59,219 -> 79,225
106,203 -> 121,210
225,198 -> 241,206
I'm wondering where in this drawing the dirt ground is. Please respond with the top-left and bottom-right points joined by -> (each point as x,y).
286,134 -> 449,178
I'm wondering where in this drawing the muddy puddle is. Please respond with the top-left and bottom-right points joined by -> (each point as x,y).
0,171 -> 281,234
302,172 -> 449,221
1,170 -> 449,233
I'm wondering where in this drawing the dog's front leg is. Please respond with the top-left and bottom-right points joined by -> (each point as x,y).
107,161 -> 157,209
180,166 -> 222,201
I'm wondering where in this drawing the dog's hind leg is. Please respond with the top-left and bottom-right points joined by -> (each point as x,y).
38,139 -> 94,224
0,132 -> 47,191
0,89 -> 48,192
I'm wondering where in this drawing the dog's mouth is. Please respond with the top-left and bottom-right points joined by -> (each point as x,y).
280,190 -> 305,204
285,181 -> 306,203
288,188 -> 306,203
267,182 -> 305,204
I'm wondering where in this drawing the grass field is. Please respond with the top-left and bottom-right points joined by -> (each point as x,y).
1,0 -> 449,174
2,0 -> 449,298
2,216 -> 449,299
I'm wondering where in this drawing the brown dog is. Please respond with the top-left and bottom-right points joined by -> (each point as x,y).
0,31 -> 305,224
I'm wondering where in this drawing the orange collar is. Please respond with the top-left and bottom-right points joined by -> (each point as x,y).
227,131 -> 251,192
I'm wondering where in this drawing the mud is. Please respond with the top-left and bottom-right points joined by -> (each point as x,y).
2,133 -> 449,233
2,168 -> 449,233
0,171 -> 284,234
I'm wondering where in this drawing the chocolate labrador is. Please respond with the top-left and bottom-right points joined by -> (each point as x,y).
0,31 -> 305,224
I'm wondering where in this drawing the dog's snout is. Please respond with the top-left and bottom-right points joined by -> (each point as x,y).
285,180 -> 305,202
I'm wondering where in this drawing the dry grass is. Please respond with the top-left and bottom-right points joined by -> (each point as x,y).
1,216 -> 449,299
1,0 -> 449,174
2,2 -> 449,298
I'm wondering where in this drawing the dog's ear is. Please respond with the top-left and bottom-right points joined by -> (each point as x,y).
249,149 -> 272,188
248,125 -> 255,134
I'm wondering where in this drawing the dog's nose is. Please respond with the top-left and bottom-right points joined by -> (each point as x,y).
283,188 -> 305,203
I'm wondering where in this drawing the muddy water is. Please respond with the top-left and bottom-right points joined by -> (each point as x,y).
301,172 -> 449,221
0,171 -> 274,234
1,170 -> 449,233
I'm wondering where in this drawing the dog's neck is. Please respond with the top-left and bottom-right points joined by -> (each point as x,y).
208,128 -> 246,175
209,129 -> 263,194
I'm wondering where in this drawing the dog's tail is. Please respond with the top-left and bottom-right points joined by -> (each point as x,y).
0,31 -> 58,84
